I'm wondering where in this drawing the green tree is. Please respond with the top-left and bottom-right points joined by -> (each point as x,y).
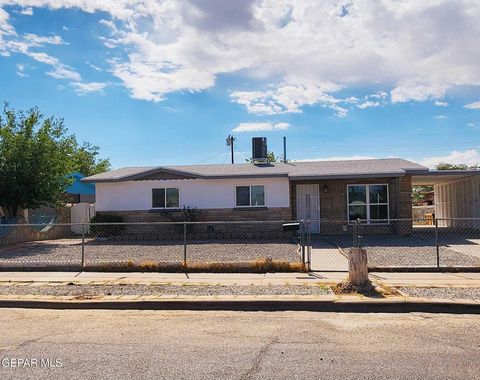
71,141 -> 110,176
412,185 -> 433,204
435,162 -> 477,170
0,105 -> 109,218
245,151 -> 280,163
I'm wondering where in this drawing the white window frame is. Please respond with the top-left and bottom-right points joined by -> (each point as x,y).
347,184 -> 390,224
235,184 -> 266,208
151,187 -> 180,209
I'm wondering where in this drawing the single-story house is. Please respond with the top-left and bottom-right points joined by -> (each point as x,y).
81,158 -> 418,231
82,157 -> 480,232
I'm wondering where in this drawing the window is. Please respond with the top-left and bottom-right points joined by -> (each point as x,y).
152,188 -> 179,208
347,184 -> 389,223
236,185 -> 265,207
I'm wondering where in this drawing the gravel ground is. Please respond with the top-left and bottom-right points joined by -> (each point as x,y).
0,238 -> 299,264
0,284 -> 331,296
398,287 -> 480,301
325,233 -> 480,268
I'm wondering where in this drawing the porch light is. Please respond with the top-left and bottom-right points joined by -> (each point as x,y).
323,184 -> 328,193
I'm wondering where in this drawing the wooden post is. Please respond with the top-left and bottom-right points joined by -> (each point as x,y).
348,248 -> 369,286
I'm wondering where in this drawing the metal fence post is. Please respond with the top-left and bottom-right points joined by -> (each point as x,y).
352,219 -> 359,248
300,220 -> 306,266
81,223 -> 85,269
306,221 -> 311,271
183,222 -> 187,272
434,218 -> 440,268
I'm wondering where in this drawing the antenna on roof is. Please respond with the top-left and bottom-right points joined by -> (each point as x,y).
226,135 -> 235,164
283,136 -> 287,163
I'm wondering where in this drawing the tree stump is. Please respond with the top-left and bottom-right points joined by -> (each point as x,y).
348,248 -> 369,286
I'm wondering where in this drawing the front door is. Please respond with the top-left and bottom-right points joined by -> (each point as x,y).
296,184 -> 320,233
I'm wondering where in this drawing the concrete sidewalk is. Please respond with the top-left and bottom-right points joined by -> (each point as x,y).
0,271 -> 479,287
1,271 -> 480,313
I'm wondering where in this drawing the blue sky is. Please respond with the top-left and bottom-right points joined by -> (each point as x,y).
1,1 -> 479,169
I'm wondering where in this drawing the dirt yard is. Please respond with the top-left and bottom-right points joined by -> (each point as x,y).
0,238 -> 300,265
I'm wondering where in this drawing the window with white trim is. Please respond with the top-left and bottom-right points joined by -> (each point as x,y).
235,185 -> 265,207
347,184 -> 389,223
152,188 -> 179,208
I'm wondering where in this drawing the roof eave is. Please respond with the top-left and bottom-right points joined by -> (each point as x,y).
81,166 -> 203,183
289,172 -> 407,181
205,173 -> 289,179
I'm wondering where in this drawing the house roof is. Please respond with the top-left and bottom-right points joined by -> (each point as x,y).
82,158 -> 428,183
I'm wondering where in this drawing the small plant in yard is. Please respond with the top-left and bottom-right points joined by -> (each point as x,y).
159,206 -> 201,222
182,206 -> 201,222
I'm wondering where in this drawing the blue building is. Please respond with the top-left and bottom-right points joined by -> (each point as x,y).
66,172 -> 95,203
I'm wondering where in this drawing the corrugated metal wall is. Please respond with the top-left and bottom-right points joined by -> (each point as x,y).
434,176 -> 480,226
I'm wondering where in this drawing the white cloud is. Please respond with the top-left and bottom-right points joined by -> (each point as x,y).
46,64 -> 81,81
231,82 -> 350,117
357,100 -> 380,109
0,8 -> 15,54
467,122 -> 476,128
86,61 -> 101,71
70,81 -> 107,95
20,7 -> 32,15
1,1 -> 480,110
419,149 -> 480,168
391,80 -> 448,103
0,13 -> 94,91
435,100 -> 448,107
464,101 -> 480,110
23,33 -> 65,46
232,122 -> 290,132
15,63 -> 27,76
294,155 -> 376,162
0,21 -> 80,81
356,91 -> 388,109
434,114 -> 448,120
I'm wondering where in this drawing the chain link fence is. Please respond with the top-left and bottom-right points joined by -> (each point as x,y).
306,218 -> 480,270
0,221 -> 304,272
1,218 -> 480,271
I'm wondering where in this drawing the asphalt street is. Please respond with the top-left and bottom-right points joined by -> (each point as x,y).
0,309 -> 478,379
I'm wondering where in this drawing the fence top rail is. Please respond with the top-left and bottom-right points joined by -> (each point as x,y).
0,220 -> 299,227
303,217 -> 480,223
2,217 -> 480,228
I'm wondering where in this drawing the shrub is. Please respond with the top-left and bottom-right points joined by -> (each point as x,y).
90,213 -> 125,236
83,259 -> 306,273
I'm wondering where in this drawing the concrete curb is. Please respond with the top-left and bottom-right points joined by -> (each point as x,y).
369,267 -> 480,273
0,296 -> 478,314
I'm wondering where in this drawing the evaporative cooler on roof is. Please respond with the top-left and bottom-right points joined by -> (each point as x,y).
252,137 -> 268,164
